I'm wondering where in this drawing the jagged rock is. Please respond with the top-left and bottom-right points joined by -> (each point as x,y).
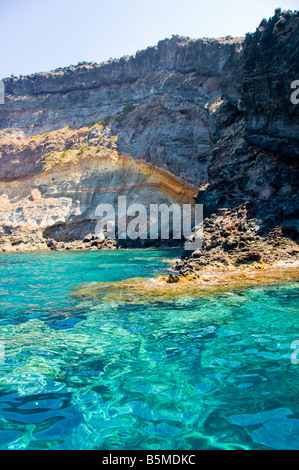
171,205 -> 299,279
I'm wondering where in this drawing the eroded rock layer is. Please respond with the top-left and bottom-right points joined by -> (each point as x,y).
0,124 -> 197,251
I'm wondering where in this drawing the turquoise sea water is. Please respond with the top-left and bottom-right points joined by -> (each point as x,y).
0,249 -> 298,450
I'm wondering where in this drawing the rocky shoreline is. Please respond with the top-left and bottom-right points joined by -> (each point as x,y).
166,204 -> 299,283
0,228 -> 184,253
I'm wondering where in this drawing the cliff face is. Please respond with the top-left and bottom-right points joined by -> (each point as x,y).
170,10 -> 299,280
0,10 -> 298,258
0,34 -> 244,251
0,36 -> 243,185
198,10 -> 299,231
242,10 -> 299,157
0,124 -> 197,251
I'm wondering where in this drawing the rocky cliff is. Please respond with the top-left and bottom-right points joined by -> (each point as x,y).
0,35 -> 243,185
242,10 -> 299,157
0,9 -> 298,263
0,33 -> 243,251
170,9 -> 299,280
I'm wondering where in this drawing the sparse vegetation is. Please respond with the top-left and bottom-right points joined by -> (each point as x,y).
77,146 -> 85,155
115,103 -> 135,124
97,104 -> 135,128
98,116 -> 114,127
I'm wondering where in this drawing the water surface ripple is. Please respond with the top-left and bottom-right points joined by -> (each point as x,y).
0,250 -> 298,450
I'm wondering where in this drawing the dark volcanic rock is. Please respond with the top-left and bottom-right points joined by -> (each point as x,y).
195,11 -> 299,245
242,10 -> 299,157
3,36 -> 242,96
169,205 -> 299,281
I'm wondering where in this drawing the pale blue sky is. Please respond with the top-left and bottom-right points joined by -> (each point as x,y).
0,0 -> 298,79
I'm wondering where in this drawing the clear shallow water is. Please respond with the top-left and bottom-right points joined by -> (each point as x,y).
0,249 -> 298,450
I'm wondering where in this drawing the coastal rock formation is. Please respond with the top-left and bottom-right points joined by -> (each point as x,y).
168,9 -> 299,278
0,124 -> 196,251
0,35 -> 243,186
0,35 -> 242,251
168,204 -> 299,283
0,9 -> 298,267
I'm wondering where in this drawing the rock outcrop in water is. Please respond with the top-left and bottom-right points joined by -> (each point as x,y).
0,9 -> 298,267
